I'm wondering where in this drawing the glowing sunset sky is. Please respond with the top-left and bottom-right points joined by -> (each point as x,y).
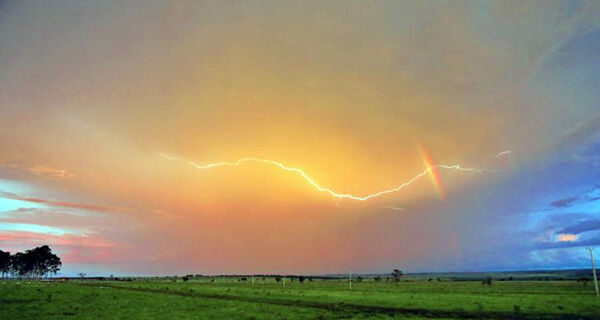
1,1 -> 599,276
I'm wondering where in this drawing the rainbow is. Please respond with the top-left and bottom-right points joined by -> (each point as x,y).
419,147 -> 445,199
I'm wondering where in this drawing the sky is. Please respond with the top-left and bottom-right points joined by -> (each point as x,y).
0,0 -> 599,276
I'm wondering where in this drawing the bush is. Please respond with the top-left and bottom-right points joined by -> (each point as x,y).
391,269 -> 403,282
513,305 -> 521,313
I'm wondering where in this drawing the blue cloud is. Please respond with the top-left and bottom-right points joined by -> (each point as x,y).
551,197 -> 578,208
558,218 -> 600,235
535,236 -> 600,250
0,222 -> 83,236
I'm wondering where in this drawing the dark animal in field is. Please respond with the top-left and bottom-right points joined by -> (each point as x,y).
239,277 -> 247,282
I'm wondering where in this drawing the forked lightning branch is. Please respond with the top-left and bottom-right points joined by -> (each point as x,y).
159,153 -> 497,201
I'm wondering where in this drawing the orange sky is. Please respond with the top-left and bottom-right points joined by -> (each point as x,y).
1,1 -> 599,275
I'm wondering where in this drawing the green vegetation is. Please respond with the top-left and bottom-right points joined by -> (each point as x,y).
1,278 -> 599,319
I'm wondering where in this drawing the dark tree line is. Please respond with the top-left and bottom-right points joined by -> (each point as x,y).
0,245 -> 61,279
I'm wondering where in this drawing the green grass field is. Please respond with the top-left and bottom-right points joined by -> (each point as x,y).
1,278 -> 599,319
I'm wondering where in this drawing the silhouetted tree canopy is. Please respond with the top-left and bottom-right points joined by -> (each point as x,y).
3,245 -> 61,279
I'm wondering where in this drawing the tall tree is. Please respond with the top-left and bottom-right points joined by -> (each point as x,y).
0,250 -> 9,278
10,252 -> 27,278
391,269 -> 403,282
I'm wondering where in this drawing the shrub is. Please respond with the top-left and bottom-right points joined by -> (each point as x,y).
513,305 -> 521,313
482,275 -> 493,286
391,269 -> 403,282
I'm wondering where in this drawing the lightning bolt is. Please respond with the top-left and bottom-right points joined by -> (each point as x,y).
159,153 -> 494,201
384,206 -> 404,211
493,150 -> 512,158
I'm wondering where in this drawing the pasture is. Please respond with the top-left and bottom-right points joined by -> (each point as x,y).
1,278 -> 599,319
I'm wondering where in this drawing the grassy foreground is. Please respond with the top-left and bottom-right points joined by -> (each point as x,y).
1,278 -> 599,319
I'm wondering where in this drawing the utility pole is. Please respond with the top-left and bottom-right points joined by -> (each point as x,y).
251,275 -> 254,287
349,272 -> 352,290
587,247 -> 599,297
